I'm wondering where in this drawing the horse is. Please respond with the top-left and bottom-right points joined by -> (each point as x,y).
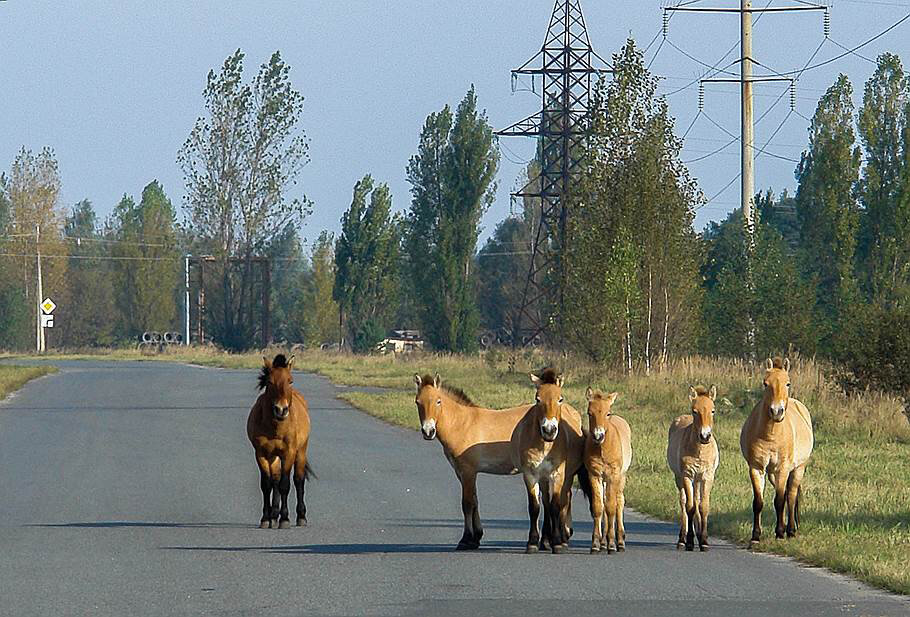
667,385 -> 720,552
247,354 -> 313,529
740,357 -> 813,545
414,371 -> 586,552
583,389 -> 632,554
513,369 -> 587,554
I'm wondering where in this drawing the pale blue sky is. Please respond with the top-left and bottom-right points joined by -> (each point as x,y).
2,1 -> 908,246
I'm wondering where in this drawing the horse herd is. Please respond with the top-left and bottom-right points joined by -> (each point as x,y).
247,354 -> 814,554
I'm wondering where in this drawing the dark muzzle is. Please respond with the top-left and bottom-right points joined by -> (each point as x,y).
273,405 -> 290,420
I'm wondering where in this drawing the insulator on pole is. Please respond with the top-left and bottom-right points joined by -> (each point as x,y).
790,80 -> 797,111
824,9 -> 831,38
698,82 -> 705,111
663,10 -> 670,39
511,73 -> 517,93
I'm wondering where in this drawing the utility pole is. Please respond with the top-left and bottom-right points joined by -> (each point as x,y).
666,1 -> 826,356
35,224 -> 45,353
184,255 -> 191,346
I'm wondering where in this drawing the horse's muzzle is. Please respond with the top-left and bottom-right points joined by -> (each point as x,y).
273,405 -> 290,421
421,420 -> 437,441
540,425 -> 559,442
592,428 -> 606,444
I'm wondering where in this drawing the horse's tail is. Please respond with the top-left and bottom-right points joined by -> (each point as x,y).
303,461 -> 317,481
575,464 -> 593,504
795,485 -> 801,529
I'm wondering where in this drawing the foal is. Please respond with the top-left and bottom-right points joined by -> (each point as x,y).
583,389 -> 632,554
667,385 -> 719,551
740,357 -> 813,545
247,354 -> 313,529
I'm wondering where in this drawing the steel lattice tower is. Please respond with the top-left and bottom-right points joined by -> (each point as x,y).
498,0 -> 609,345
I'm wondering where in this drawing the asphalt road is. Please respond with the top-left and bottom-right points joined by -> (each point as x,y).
0,360 -> 907,617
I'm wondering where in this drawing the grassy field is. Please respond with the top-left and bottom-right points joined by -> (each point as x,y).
6,346 -> 910,594
0,365 -> 58,401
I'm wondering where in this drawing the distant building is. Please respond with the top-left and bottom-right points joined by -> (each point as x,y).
378,330 -> 425,354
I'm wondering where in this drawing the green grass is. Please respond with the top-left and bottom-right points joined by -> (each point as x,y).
7,347 -> 910,594
0,365 -> 58,401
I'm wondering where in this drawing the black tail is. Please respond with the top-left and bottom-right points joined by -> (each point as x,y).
795,485 -> 801,529
303,462 -> 317,481
575,465 -> 593,504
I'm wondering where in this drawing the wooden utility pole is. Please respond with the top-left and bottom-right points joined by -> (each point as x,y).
35,225 -> 45,353
741,0 -> 755,254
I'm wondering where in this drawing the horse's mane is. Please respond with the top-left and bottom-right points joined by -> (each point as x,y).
258,354 -> 290,391
419,374 -> 477,407
770,357 -> 785,370
537,368 -> 560,385
693,385 -> 711,397
589,390 -> 607,400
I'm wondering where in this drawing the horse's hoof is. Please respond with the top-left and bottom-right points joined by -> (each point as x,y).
677,542 -> 685,551
590,546 -> 600,554
749,539 -> 760,549
552,544 -> 567,555
296,518 -> 307,527
617,545 -> 626,552
685,544 -> 694,552
787,531 -> 796,538
456,541 -> 478,551
269,519 -> 279,529
278,520 -> 291,530
259,520 -> 270,529
607,547 -> 615,555
525,544 -> 539,554
540,539 -> 552,551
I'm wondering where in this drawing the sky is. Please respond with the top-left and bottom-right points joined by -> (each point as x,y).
2,1 -> 909,248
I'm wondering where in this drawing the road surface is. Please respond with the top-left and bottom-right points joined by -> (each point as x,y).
0,360 -> 906,616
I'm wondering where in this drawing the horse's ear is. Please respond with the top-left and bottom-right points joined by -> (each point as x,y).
263,356 -> 272,370
688,386 -> 698,402
556,374 -> 564,388
709,385 -> 718,401
605,392 -> 619,406
765,358 -> 774,370
433,373 -> 441,388
414,374 -> 423,390
287,355 -> 295,371
585,387 -> 594,402
783,358 -> 791,372
530,373 -> 541,385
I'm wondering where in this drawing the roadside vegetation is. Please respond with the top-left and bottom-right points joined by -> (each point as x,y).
0,365 -> 57,401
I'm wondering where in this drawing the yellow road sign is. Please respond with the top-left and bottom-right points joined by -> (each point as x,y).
41,298 -> 56,314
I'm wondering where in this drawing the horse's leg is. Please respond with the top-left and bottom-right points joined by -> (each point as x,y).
698,476 -> 713,551
683,477 -> 696,551
293,451 -> 308,526
539,477 -> 552,551
549,471 -> 567,554
676,478 -> 687,550
589,474 -> 604,553
269,458 -> 282,529
616,473 -> 627,551
772,468 -> 789,540
785,465 -> 806,538
457,470 -> 480,551
604,476 -> 618,555
749,467 -> 766,546
524,474 -> 542,554
257,456 -> 272,529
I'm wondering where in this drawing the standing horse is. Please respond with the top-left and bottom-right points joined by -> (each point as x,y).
414,371 -> 586,551
740,357 -> 813,545
583,389 -> 632,554
667,385 -> 719,552
247,354 -> 313,529
513,369 -> 586,554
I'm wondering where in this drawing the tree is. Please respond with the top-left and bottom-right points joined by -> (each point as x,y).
58,200 -> 116,346
299,231 -> 340,348
857,53 -> 910,307
563,40 -> 702,367
795,74 -> 862,356
266,223 -> 305,344
0,182 -> 30,349
405,87 -> 499,352
179,49 -> 309,350
109,181 -> 180,338
334,176 -> 400,352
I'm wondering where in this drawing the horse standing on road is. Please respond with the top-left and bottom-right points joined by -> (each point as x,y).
247,354 -> 313,529
667,385 -> 719,552
583,389 -> 632,554
740,358 -> 813,545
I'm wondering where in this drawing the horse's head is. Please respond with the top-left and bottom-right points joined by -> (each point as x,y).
414,373 -> 443,440
688,385 -> 717,444
259,354 -> 295,421
585,388 -> 618,445
762,357 -> 791,423
530,369 -> 564,442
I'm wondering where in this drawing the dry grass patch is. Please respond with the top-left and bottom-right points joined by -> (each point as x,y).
0,365 -> 58,401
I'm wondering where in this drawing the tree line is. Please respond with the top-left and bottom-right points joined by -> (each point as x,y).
2,42 -> 909,400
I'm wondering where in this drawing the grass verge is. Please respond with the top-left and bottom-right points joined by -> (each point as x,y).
0,365 -> 58,401
7,347 -> 910,594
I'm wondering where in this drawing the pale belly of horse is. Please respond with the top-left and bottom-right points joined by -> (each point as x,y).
444,447 -> 519,475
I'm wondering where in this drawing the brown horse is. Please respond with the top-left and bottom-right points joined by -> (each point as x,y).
583,389 -> 632,554
667,385 -> 719,552
513,369 -> 586,554
740,358 -> 813,545
247,354 -> 313,529
414,371 -> 586,551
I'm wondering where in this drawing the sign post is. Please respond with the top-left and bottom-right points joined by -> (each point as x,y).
41,298 -> 56,336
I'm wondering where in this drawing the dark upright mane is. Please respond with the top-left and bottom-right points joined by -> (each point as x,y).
771,357 -> 785,369
693,385 -> 710,397
537,368 -> 560,385
418,374 -> 477,407
258,354 -> 290,391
